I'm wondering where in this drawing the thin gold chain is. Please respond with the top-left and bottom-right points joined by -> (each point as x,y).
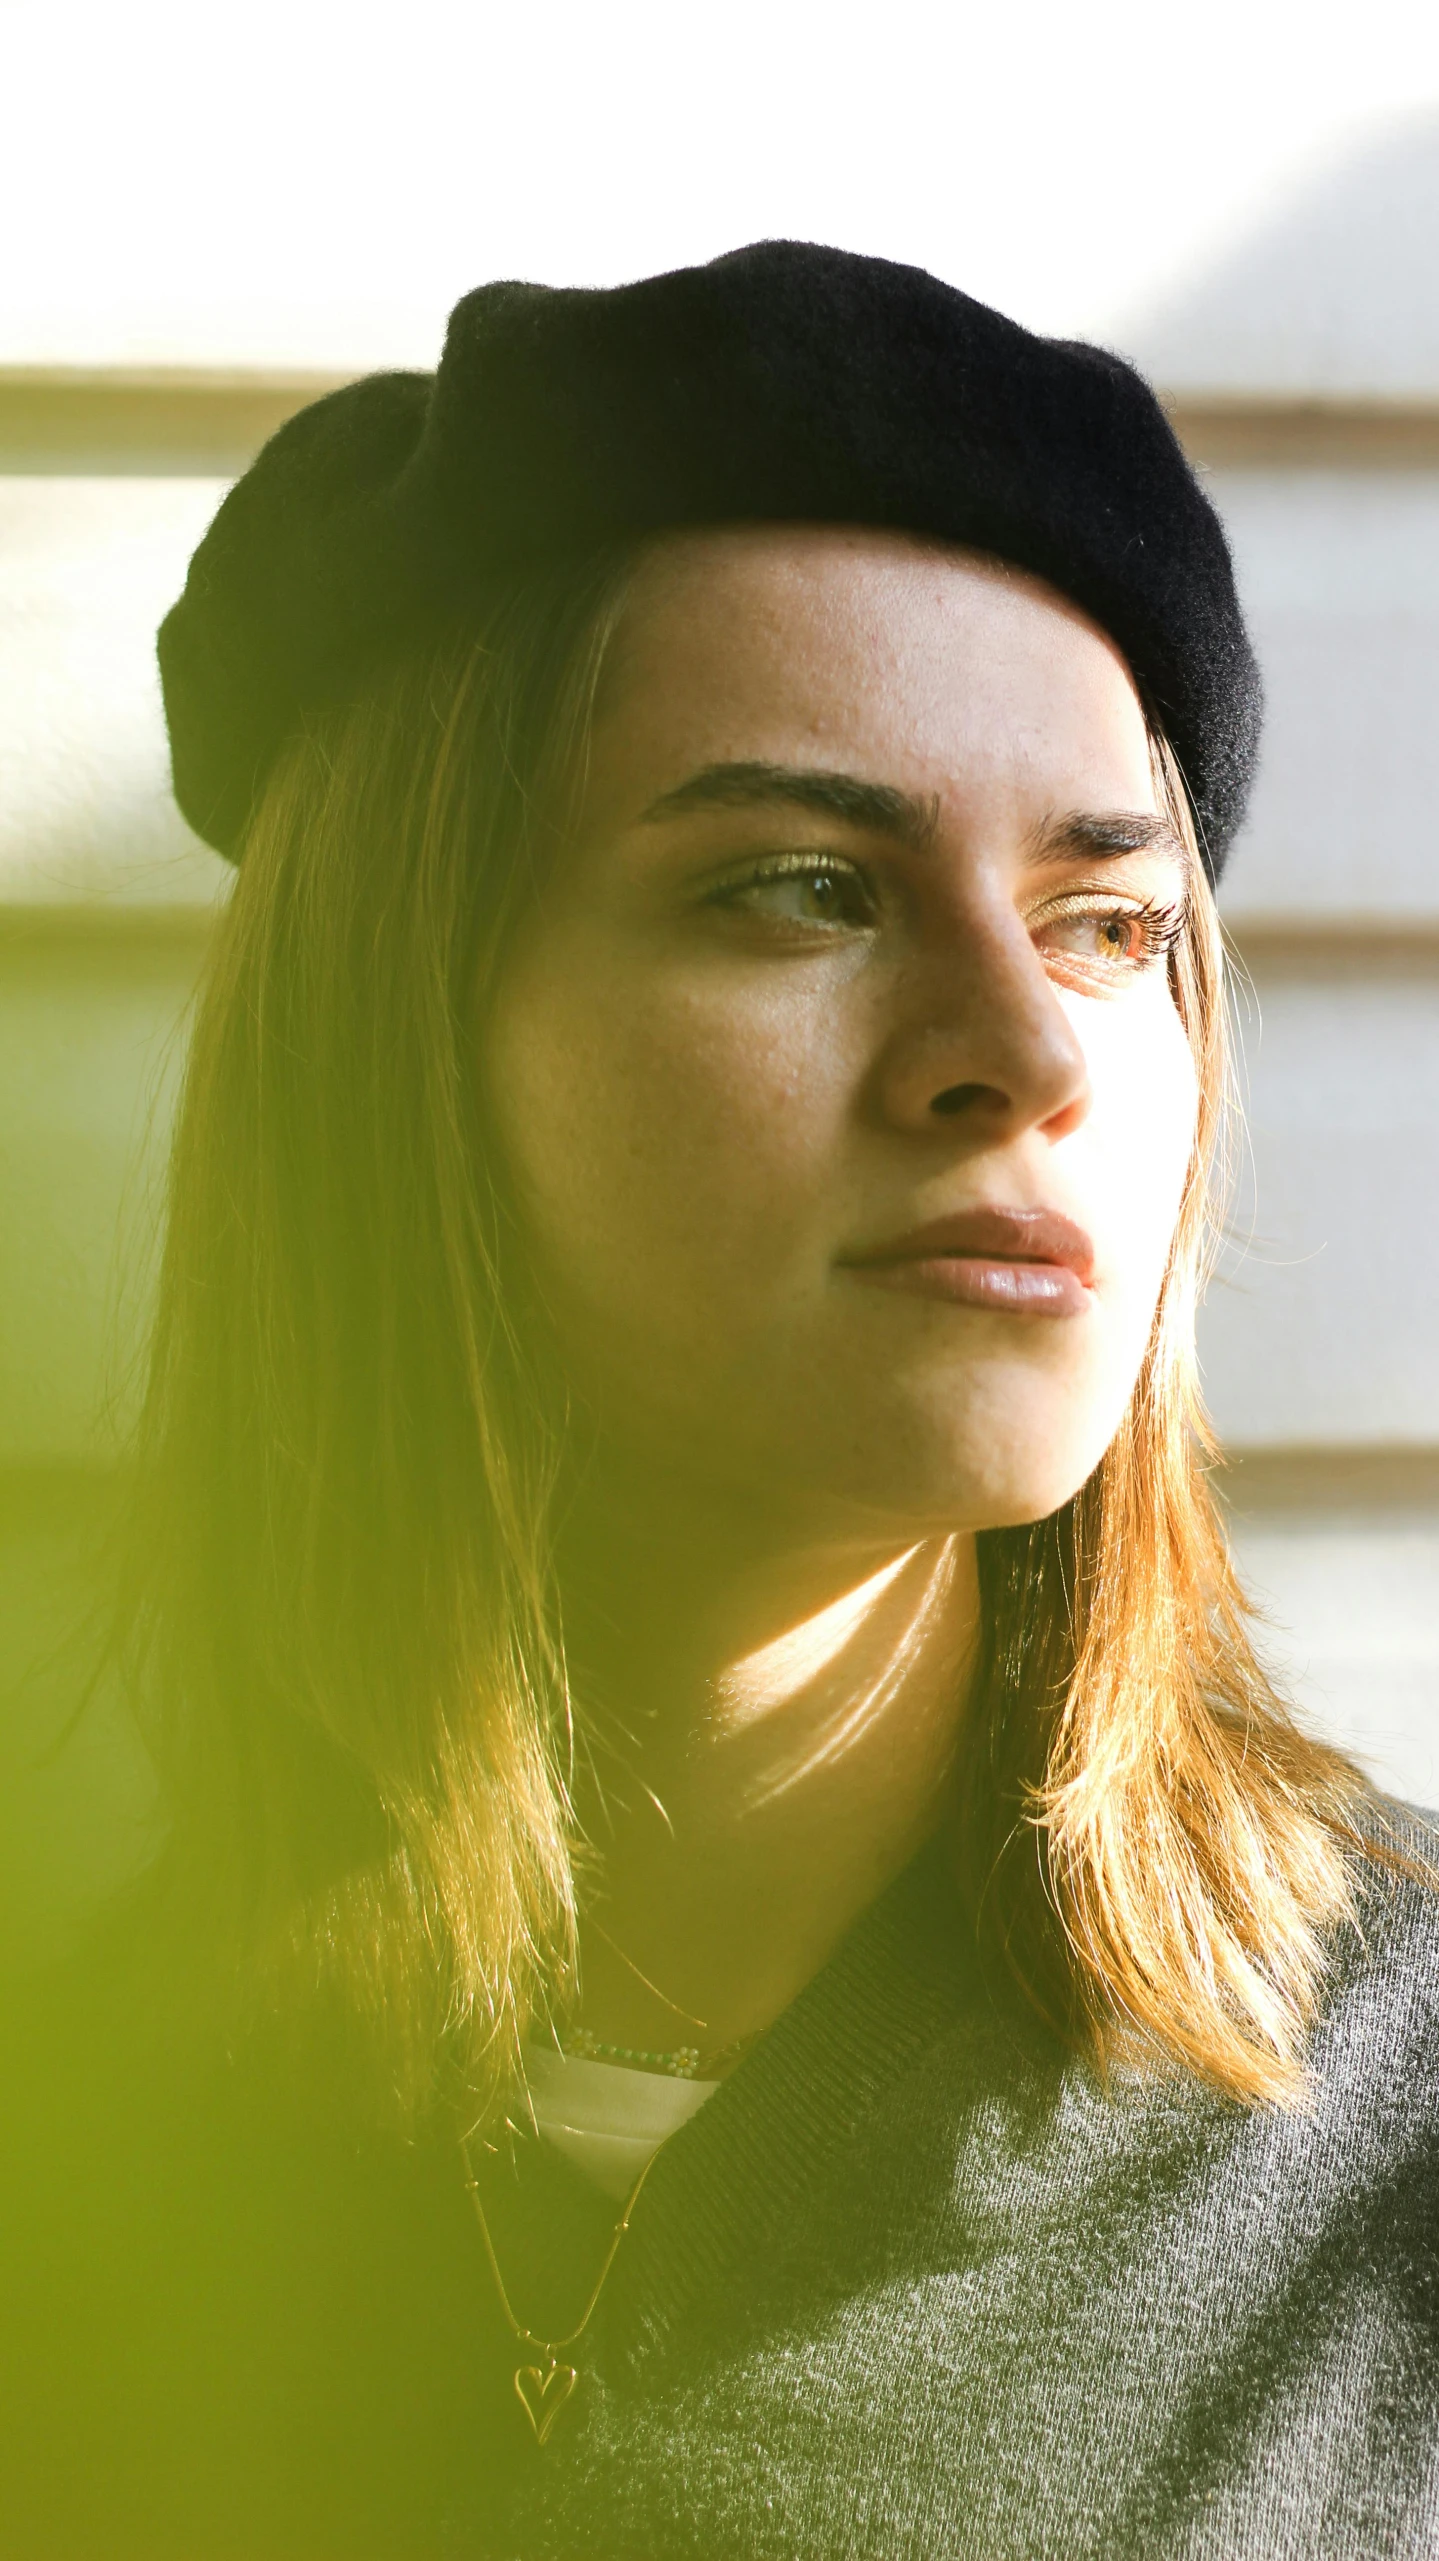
460,2136 -> 658,2357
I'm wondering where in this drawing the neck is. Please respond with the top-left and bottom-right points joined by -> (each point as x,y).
555,1458 -> 980,2059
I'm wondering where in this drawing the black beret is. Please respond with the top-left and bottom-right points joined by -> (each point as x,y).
158,240 -> 1260,879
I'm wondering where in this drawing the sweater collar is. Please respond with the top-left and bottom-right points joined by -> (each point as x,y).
598,1834 -> 976,2361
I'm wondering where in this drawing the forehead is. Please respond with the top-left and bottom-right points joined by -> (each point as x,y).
585,525 -> 1157,828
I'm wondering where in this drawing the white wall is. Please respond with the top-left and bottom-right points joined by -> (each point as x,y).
1232,1501 -> 1439,1806
1215,471 -> 1439,922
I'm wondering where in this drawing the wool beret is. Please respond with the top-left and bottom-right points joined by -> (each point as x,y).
158,240 -> 1260,879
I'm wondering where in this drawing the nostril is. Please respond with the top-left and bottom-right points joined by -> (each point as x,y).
930,1081 -> 1001,1118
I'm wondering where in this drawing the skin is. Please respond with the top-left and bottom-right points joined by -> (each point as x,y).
486,526 -> 1199,2056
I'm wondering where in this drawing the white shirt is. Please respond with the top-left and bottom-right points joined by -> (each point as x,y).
523,2048 -> 720,2200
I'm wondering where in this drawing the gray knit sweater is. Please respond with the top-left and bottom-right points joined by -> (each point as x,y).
466,1821 -> 1439,2560
5,1817 -> 1438,2558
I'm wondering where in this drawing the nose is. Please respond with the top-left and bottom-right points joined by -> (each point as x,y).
870,902 -> 1091,1144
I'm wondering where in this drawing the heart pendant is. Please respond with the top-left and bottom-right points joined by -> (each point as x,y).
514,2360 -> 579,2445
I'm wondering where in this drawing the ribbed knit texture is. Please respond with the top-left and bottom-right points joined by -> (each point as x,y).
465,1828 -> 1439,2559
4,1820 -> 1438,2557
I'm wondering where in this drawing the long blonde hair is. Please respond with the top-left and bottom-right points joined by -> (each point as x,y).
962,738 -> 1365,2101
122,548 -> 1367,2117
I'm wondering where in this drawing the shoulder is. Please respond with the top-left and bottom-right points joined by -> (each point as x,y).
1307,1795 -> 1439,2126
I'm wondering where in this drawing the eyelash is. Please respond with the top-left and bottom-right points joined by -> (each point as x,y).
707,849 -> 877,924
707,852 -> 1186,971
1033,889 -> 1187,969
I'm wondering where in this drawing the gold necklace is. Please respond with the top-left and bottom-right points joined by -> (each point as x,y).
461,2137 -> 658,2445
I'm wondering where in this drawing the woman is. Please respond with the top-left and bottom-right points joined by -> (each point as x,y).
5,241 -> 1437,2559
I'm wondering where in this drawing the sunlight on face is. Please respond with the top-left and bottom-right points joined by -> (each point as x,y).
486,526 -> 1199,1541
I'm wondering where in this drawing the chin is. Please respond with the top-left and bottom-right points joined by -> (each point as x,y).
918,1459 -> 1101,1536
816,1380 -> 1130,1538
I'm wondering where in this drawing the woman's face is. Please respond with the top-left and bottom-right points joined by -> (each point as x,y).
487,527 -> 1199,1539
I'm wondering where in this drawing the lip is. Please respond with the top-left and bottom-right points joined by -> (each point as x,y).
838,1206 -> 1096,1319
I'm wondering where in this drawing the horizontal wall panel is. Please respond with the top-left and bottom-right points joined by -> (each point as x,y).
1198,943 -> 1439,1447
1218,1446 -> 1439,1512
0,476 -> 229,905
1172,401 -> 1439,471
6,370 -> 1439,481
1215,470 -> 1439,920
0,370 -> 347,477
1228,1512 -> 1439,1808
1219,1448 -> 1439,1809
1122,115 -> 1439,406
0,930 -> 202,1464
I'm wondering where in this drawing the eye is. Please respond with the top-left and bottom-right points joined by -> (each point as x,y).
1031,895 -> 1184,979
707,853 -> 878,931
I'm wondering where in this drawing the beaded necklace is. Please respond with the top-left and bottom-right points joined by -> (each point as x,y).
559,2024 -> 755,2080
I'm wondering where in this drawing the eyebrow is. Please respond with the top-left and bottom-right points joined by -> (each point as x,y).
1026,808 -> 1191,877
639,761 -> 940,851
640,759 -> 1190,879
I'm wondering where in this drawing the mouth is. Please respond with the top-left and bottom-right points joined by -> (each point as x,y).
838,1206 -> 1097,1319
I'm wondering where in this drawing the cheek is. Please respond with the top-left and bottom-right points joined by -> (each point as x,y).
486,957 -> 850,1320
1063,985 -> 1199,1316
